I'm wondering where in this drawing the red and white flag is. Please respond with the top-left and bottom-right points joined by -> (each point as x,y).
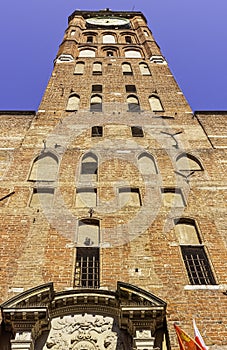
174,324 -> 204,350
193,319 -> 208,350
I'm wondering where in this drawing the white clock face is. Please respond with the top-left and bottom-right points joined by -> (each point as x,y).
86,17 -> 130,27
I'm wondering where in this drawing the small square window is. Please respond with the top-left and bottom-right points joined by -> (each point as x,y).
131,126 -> 144,137
126,85 -> 136,93
92,126 -> 103,137
92,85 -> 102,93
107,51 -> 114,57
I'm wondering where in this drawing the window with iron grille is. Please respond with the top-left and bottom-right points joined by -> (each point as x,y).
181,246 -> 216,285
74,248 -> 100,288
131,126 -> 144,137
91,126 -> 103,137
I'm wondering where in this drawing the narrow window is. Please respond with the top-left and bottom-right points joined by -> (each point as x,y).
131,126 -> 144,137
92,85 -> 102,93
91,126 -> 103,137
127,95 -> 140,112
119,188 -> 142,206
125,36 -> 132,44
81,153 -> 98,180
30,188 -> 54,208
29,153 -> 58,182
87,36 -> 93,43
103,34 -> 115,44
125,85 -> 136,93
175,219 -> 216,285
66,94 -> 80,111
93,62 -> 102,75
122,62 -> 133,75
90,95 -> 102,112
74,247 -> 100,288
143,30 -> 149,37
139,62 -> 151,75
149,95 -> 164,111
181,246 -> 216,285
107,51 -> 114,57
74,62 -> 85,75
76,188 -> 97,208
70,30 -> 76,36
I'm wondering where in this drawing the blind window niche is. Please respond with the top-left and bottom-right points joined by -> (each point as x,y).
76,188 -> 97,208
74,62 -> 85,75
30,188 -> 54,208
161,188 -> 185,207
119,188 -> 142,207
29,153 -> 58,182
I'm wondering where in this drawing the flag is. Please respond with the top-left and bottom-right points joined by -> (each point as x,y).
193,319 -> 208,350
174,324 -> 204,350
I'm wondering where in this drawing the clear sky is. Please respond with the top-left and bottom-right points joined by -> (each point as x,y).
0,0 -> 227,111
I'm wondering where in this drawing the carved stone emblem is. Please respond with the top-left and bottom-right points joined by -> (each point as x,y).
43,314 -> 118,350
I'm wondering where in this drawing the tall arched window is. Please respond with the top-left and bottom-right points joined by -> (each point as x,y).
175,218 -> 216,285
138,153 -> 158,175
127,95 -> 140,112
176,153 -> 203,171
122,62 -> 133,75
79,49 -> 95,57
149,95 -> 164,111
29,152 -> 58,182
81,152 -> 98,180
125,50 -> 142,58
103,34 -> 116,43
75,219 -> 100,288
66,94 -> 80,111
93,62 -> 102,75
74,62 -> 85,75
139,62 -> 151,75
90,95 -> 102,112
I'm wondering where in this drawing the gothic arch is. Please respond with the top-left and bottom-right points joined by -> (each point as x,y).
28,151 -> 59,182
176,153 -> 203,171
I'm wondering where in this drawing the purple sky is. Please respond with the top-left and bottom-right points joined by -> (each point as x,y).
0,0 -> 227,111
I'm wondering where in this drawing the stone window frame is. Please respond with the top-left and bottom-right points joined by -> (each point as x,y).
74,61 -> 85,75
66,93 -> 80,111
28,151 -> 59,182
174,218 -> 216,285
149,94 -> 164,112
118,187 -> 142,207
122,62 -> 133,75
131,126 -> 144,137
91,126 -> 103,137
127,94 -> 141,112
161,187 -> 186,207
92,61 -> 102,75
176,152 -> 204,172
29,187 -> 55,208
90,94 -> 103,112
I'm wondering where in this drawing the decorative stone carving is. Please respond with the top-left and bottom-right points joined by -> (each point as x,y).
134,329 -> 155,350
11,331 -> 33,350
43,314 -> 119,350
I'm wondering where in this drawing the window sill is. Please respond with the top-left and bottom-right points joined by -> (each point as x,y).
184,285 -> 219,290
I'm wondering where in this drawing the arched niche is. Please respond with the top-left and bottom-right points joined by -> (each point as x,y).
66,94 -> 80,111
125,49 -> 142,58
90,94 -> 102,112
80,152 -> 98,180
138,152 -> 158,175
77,218 -> 100,247
127,95 -> 140,112
79,48 -> 96,57
176,153 -> 203,171
29,152 -> 58,182
149,95 -> 164,111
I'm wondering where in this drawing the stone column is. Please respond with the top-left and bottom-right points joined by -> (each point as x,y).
10,332 -> 34,350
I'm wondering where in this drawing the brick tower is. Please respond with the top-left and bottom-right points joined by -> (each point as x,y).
0,9 -> 227,350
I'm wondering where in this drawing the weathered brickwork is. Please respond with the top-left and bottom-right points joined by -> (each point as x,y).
0,9 -> 226,350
